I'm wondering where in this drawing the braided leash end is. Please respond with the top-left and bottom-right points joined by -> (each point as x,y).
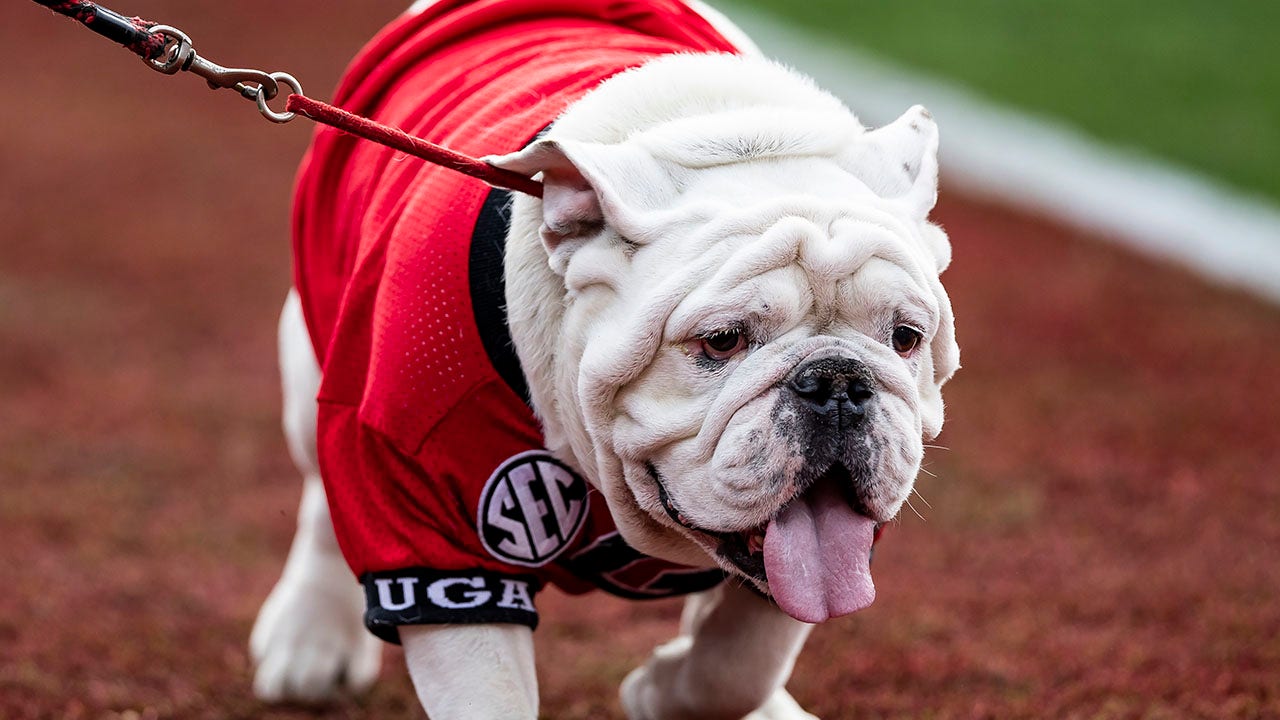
35,0 -> 166,61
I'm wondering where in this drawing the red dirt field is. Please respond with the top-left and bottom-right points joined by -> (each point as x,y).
2,2 -> 1277,718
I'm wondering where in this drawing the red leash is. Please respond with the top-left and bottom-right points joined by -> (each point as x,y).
284,95 -> 544,198
33,0 -> 545,198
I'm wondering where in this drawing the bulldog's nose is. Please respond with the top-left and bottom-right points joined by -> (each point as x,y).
789,358 -> 874,416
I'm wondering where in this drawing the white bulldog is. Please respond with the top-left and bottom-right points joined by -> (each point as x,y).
250,2 -> 958,718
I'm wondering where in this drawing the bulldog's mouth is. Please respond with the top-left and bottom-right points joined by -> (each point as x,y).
646,461 -> 883,623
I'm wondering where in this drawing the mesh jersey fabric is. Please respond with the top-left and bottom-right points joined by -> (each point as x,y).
289,0 -> 740,641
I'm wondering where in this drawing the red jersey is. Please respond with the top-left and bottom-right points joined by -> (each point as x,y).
290,0 -> 739,642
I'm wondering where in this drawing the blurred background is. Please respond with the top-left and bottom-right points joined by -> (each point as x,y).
2,1 -> 1276,718
736,0 -> 1280,201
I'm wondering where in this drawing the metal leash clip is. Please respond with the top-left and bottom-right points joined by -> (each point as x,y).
143,24 -> 303,123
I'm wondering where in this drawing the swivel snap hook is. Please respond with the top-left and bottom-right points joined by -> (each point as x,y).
142,24 -> 299,122
186,53 -> 280,101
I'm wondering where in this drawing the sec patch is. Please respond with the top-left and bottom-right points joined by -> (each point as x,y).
479,451 -> 589,567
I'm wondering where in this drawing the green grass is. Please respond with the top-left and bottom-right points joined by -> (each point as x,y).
731,0 -> 1280,202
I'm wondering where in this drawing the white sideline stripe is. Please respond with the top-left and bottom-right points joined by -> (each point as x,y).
725,4 -> 1280,304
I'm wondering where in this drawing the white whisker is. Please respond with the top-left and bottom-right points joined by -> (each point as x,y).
912,486 -> 933,509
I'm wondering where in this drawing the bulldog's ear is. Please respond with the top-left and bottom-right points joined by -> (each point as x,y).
842,105 -> 939,221
921,222 -> 953,274
487,140 -> 673,273
919,278 -> 960,440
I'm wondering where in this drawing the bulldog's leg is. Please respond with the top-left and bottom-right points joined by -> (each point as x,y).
402,624 -> 539,719
621,583 -> 817,720
250,290 -> 382,702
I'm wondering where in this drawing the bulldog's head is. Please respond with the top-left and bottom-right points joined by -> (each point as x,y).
491,56 -> 959,624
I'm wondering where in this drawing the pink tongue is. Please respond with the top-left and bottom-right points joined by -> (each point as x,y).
763,480 -> 877,623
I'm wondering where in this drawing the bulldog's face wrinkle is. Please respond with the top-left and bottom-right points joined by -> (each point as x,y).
647,458 -> 769,584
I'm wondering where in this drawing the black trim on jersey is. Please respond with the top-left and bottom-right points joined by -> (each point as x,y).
468,126 -> 553,406
561,532 -> 726,600
361,568 -> 541,643
468,187 -> 531,405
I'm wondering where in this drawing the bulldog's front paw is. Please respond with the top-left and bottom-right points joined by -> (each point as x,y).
744,688 -> 820,720
620,637 -> 690,720
622,637 -> 806,720
249,553 -> 381,703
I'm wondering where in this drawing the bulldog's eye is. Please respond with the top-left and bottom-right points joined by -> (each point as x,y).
891,325 -> 923,356
699,329 -> 747,361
